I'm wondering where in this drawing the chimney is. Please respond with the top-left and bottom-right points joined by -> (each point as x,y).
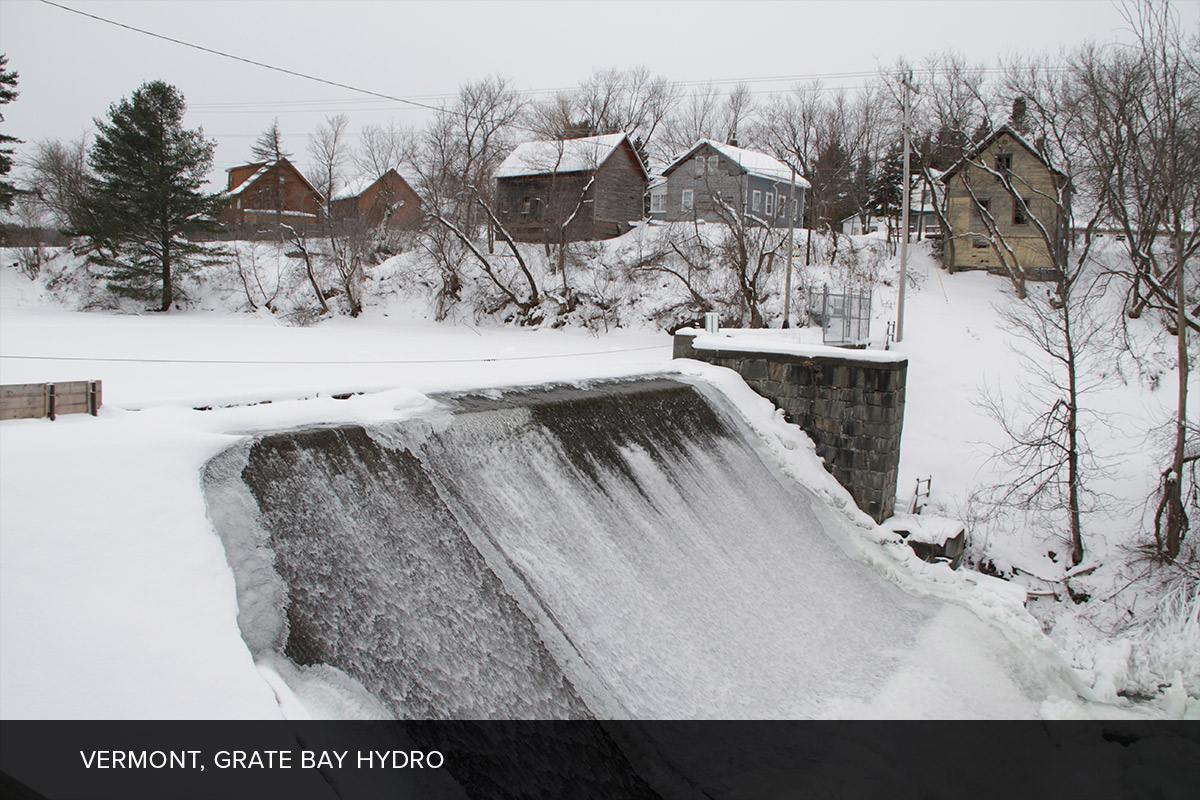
1011,96 -> 1028,132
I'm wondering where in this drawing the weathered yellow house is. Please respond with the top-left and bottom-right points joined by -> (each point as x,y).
940,124 -> 1070,284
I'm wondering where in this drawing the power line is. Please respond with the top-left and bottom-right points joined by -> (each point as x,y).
37,0 -> 448,116
0,345 -> 671,366
34,0 -> 979,130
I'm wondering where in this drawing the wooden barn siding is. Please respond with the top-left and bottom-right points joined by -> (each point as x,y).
945,134 -> 1063,274
223,163 -> 324,227
592,144 -> 648,225
1,381 -> 102,421
497,172 -> 598,242
356,175 -> 423,229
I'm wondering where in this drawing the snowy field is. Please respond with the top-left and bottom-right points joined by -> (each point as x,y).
0,235 -> 1195,720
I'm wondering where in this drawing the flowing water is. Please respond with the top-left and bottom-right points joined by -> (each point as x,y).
204,377 -> 942,720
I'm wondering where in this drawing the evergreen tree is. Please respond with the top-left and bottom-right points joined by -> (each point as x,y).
867,144 -> 904,232
75,81 -> 222,311
0,54 -> 20,212
250,117 -> 291,163
812,135 -> 856,227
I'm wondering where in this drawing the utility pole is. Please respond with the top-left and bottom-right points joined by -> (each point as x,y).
897,70 -> 915,343
783,166 -> 797,328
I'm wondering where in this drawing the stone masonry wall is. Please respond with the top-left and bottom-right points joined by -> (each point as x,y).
674,332 -> 906,522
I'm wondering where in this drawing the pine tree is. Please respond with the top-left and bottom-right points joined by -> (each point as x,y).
75,81 -> 222,311
0,54 -> 21,212
868,144 -> 904,240
250,118 -> 291,163
248,118 -> 293,234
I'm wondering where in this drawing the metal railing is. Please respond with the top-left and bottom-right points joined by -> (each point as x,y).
807,285 -> 872,346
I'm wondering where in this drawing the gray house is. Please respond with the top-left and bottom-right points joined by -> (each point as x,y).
649,139 -> 809,228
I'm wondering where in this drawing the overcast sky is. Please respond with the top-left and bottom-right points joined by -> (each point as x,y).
2,0 -> 1198,186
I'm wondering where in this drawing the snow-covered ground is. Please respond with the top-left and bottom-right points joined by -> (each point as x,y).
0,232 -> 1195,720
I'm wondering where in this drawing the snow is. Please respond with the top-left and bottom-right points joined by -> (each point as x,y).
0,231 -> 1195,721
664,139 -> 812,186
881,513 -> 965,545
494,132 -> 632,178
683,328 -> 908,363
330,175 -> 375,201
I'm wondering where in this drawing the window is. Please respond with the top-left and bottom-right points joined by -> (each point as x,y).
709,155 -> 720,174
520,197 -> 532,216
792,198 -> 799,219
974,197 -> 991,223
765,192 -> 774,216
994,153 -> 1012,181
650,191 -> 666,213
1013,197 -> 1030,226
694,156 -> 705,178
752,190 -> 761,212
681,189 -> 694,211
778,193 -> 787,216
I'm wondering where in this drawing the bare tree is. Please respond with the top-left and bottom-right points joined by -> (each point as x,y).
354,120 -> 415,179
415,75 -> 523,238
306,113 -> 350,202
758,82 -> 863,265
9,192 -> 46,276
21,136 -> 89,231
712,195 -> 788,328
662,82 -> 753,161
228,241 -> 285,312
414,76 -> 536,316
1060,2 -> 1198,559
304,114 -> 367,316
575,66 -> 677,161
978,209 -> 1109,566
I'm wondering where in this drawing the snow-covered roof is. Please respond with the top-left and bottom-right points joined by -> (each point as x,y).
331,175 -> 376,202
495,132 -> 634,179
880,514 -> 965,546
664,140 -> 812,187
221,158 -> 325,202
221,163 -> 271,199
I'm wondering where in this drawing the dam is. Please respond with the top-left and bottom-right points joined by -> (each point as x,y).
203,375 -> 1057,722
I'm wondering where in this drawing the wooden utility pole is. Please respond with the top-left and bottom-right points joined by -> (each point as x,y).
783,166 -> 798,328
897,70 -> 915,343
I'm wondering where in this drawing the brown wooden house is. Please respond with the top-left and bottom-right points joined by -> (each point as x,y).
330,169 -> 422,231
219,157 -> 324,231
940,124 -> 1070,279
494,132 -> 648,242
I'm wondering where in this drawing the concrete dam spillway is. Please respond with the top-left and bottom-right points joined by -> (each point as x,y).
204,376 -> 1051,722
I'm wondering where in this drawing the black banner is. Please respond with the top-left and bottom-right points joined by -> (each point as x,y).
1,720 -> 1196,800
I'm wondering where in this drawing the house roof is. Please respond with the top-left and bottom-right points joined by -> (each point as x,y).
663,139 -> 812,187
494,132 -> 646,180
222,163 -> 271,198
939,124 -> 1066,183
331,174 -> 376,202
222,157 -> 325,201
